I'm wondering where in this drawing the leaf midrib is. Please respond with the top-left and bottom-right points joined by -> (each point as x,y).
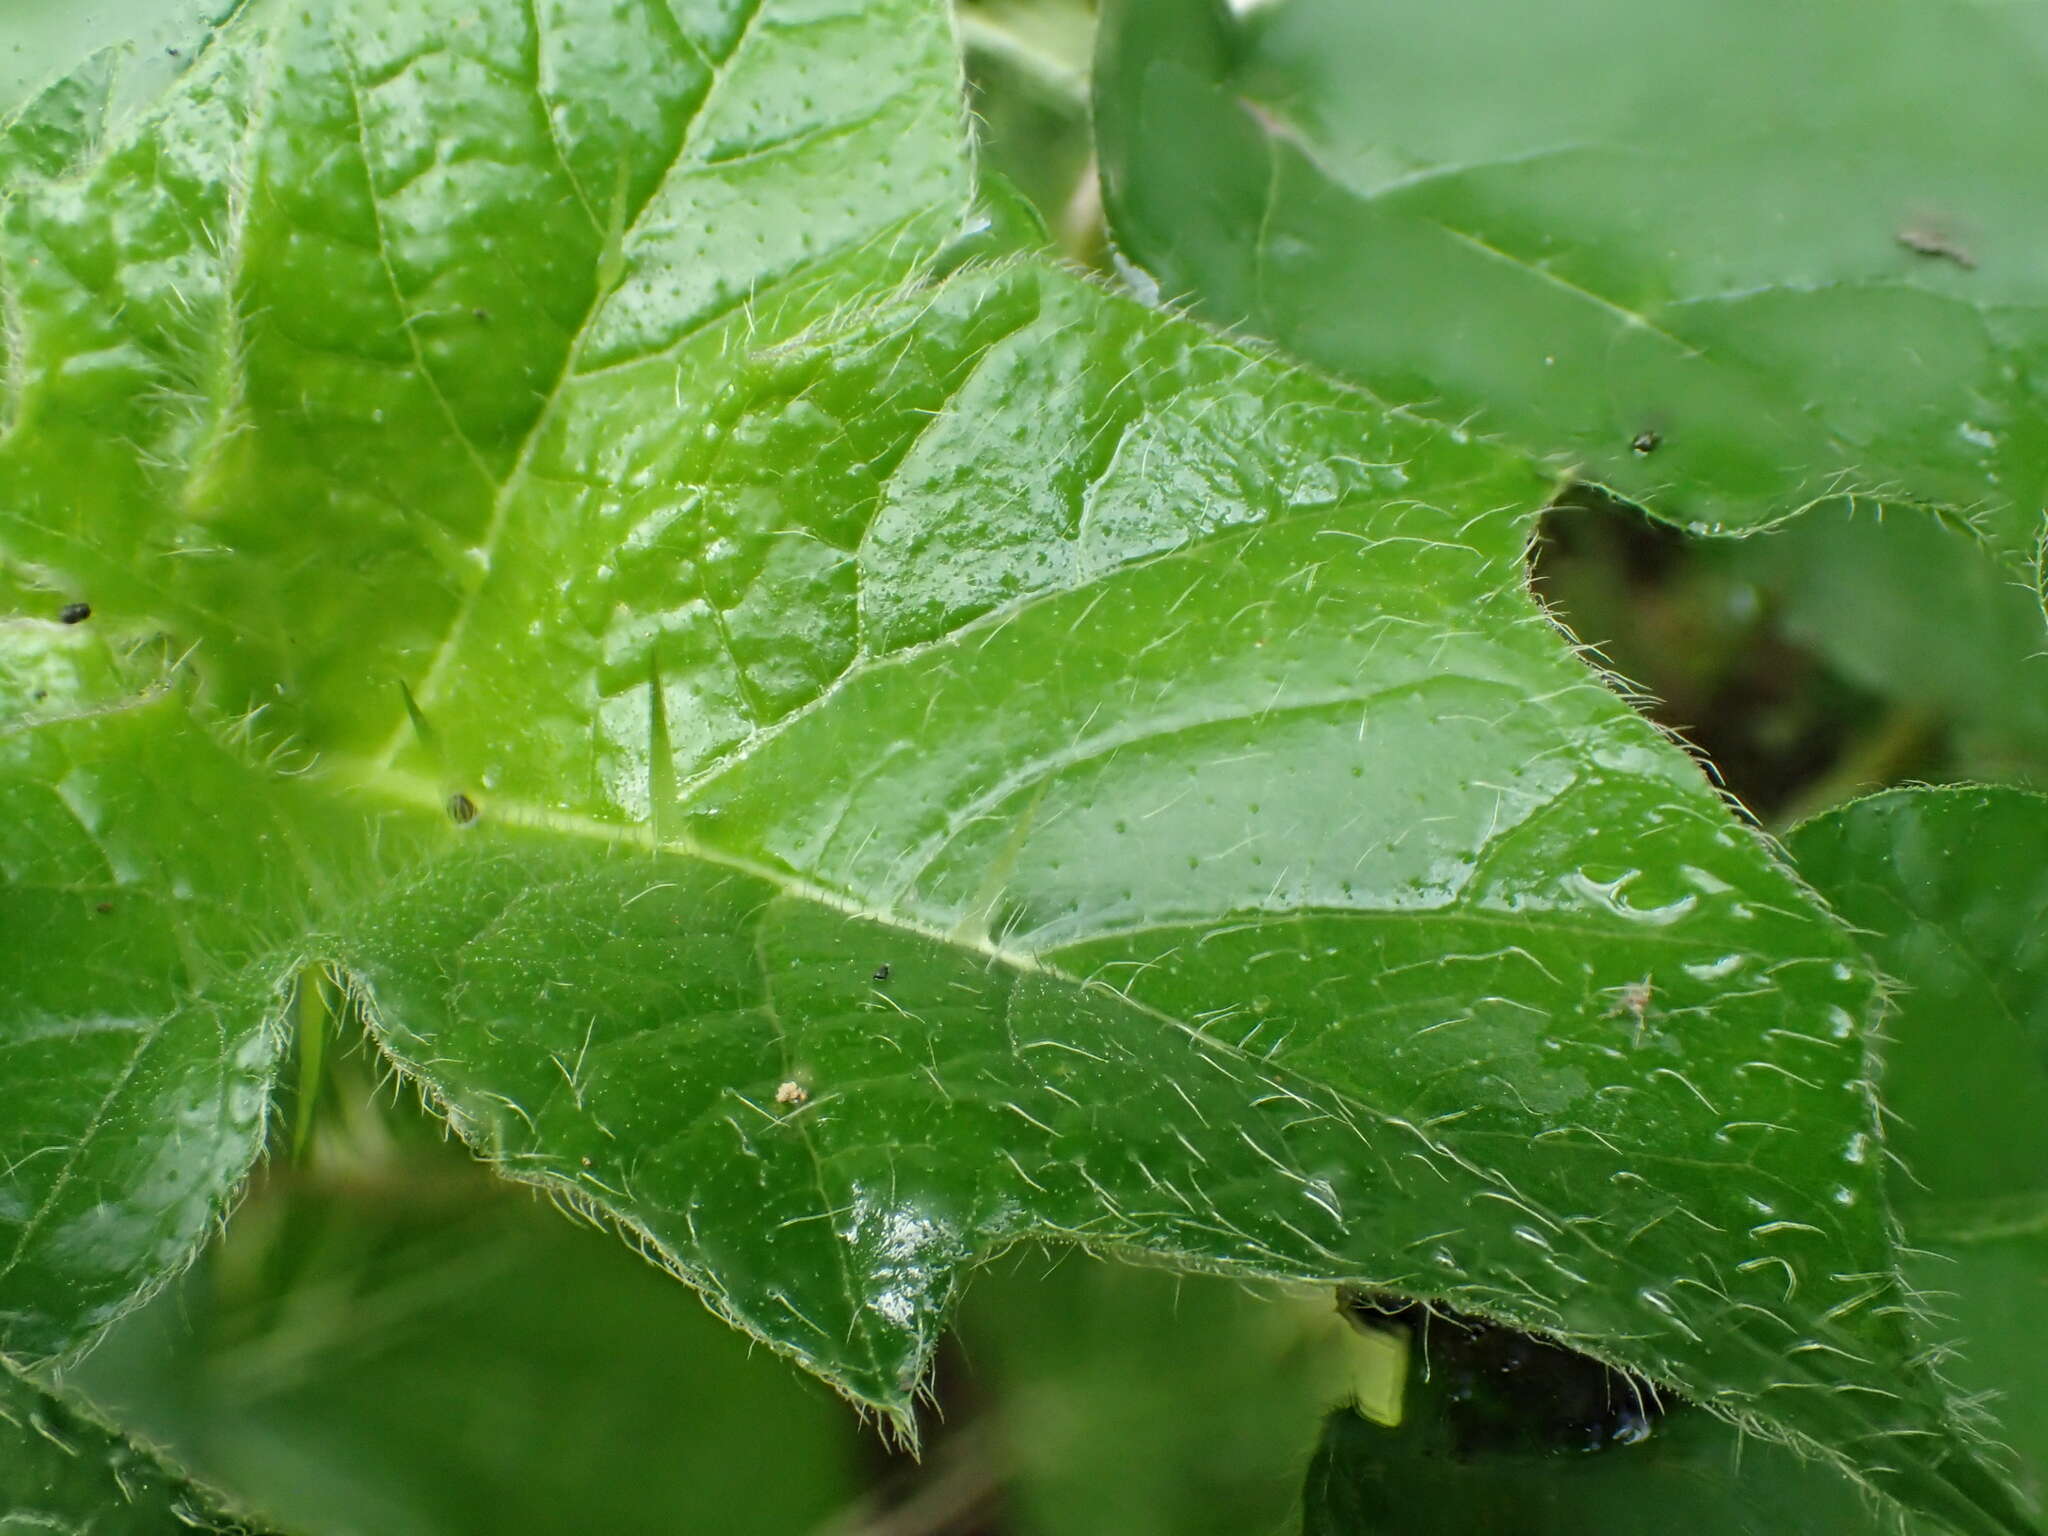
371,0 -> 774,766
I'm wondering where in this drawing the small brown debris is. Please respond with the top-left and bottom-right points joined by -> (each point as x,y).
775,1081 -> 808,1106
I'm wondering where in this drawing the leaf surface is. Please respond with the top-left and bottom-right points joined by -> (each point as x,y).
1,1358 -> 270,1534
1094,0 -> 2048,573
1790,786 -> 2048,1510
0,4 -> 2034,1532
1719,510 -> 2048,778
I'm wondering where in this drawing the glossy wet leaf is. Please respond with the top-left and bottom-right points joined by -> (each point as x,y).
1094,0 -> 2048,574
0,0 -> 971,1357
0,4 -> 2034,1533
1,1358 -> 270,1534
1789,786 -> 2048,1511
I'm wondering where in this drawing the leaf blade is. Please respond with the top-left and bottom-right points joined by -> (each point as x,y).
1095,0 -> 2048,573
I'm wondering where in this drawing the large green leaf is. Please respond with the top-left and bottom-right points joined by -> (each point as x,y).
1790,786 -> 2048,1514
1094,0 -> 2048,575
0,3 -> 2034,1532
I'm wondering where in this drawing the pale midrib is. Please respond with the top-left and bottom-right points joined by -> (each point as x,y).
348,762 -> 1044,975
369,0 -> 773,769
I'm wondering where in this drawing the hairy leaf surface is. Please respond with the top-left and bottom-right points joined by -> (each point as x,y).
1,1357 -> 270,1534
1791,787 -> 2048,1511
0,3 -> 2033,1532
1095,0 -> 2048,575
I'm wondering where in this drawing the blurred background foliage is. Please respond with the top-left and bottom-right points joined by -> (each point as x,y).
14,0 -> 2048,1531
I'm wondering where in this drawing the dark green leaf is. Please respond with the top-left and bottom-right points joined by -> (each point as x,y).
1,1357 -> 270,1534
1301,1388 -> 1881,1536
1790,786 -> 2048,1512
1095,0 -> 2048,574
1717,510 -> 2048,783
66,1168 -> 863,1536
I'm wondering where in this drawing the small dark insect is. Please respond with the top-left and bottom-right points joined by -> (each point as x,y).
473,307 -> 492,322
95,902 -> 113,915
872,963 -> 891,984
1630,430 -> 1660,455
166,46 -> 181,56
58,601 -> 91,624
446,792 -> 479,825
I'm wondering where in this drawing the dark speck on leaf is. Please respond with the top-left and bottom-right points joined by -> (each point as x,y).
95,902 -> 113,914
1630,431 -> 1659,455
872,963 -> 891,984
58,601 -> 91,624
446,792 -> 479,825
474,308 -> 492,322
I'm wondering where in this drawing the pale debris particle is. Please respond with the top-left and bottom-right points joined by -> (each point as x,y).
776,1081 -> 809,1106
1896,224 -> 1975,269
1604,976 -> 1657,1044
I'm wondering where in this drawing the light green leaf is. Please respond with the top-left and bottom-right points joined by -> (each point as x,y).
0,622 -> 339,1359
0,4 -> 2034,1533
1094,0 -> 2048,575
1790,786 -> 2048,1513
1,1357 -> 268,1534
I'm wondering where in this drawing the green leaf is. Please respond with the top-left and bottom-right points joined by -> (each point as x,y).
0,622 -> 342,1358
1715,509 -> 2048,781
1789,786 -> 2048,1511
956,1252 -> 1349,1536
958,0 -> 1099,255
0,0 -> 974,1357
0,4 -> 2034,1532
67,1166 -> 864,1536
1,1357 -> 270,1534
1299,1319 -> 1885,1536
1094,0 -> 2048,574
